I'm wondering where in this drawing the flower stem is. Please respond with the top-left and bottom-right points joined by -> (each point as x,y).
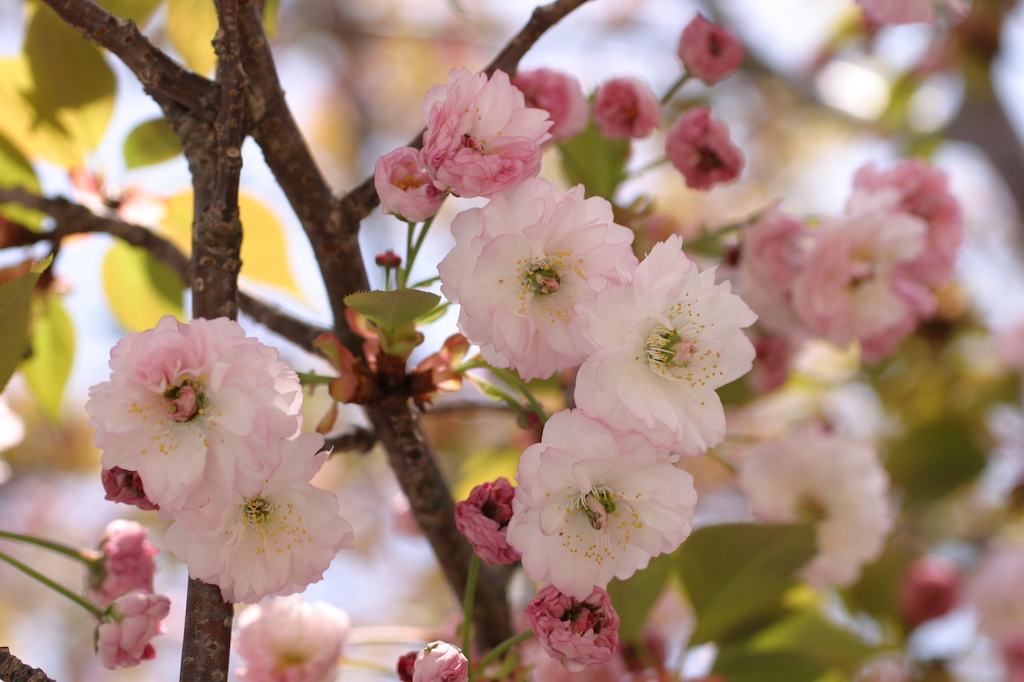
296,371 -> 334,386
463,552 -> 481,670
0,529 -> 99,565
474,631 -> 534,675
486,367 -> 549,423
0,550 -> 102,618
401,212 -> 440,289
661,72 -> 691,105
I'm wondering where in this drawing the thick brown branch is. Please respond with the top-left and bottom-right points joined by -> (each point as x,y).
35,0 -> 213,112
237,0 -> 368,335
339,0 -> 594,223
0,648 -> 56,682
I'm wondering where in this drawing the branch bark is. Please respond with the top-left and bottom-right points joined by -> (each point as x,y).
0,648 -> 56,682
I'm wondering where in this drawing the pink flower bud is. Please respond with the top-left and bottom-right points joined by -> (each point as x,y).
677,15 -> 744,85
95,589 -> 170,669
101,467 -> 160,511
88,520 -> 159,606
592,76 -> 662,139
412,641 -> 469,682
525,585 -> 620,672
665,107 -> 744,190
899,556 -> 960,629
397,651 -> 417,682
454,478 -> 521,565
376,250 -> 403,268
374,147 -> 445,223
512,68 -> 589,142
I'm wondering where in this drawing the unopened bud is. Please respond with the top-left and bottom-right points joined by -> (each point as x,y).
375,250 -> 403,268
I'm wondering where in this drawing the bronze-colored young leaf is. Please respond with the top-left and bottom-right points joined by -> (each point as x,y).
123,118 -> 183,169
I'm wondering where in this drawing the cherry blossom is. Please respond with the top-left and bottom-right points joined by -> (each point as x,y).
88,520 -> 159,606
791,190 -> 928,353
101,467 -> 159,511
665,107 -> 744,191
572,235 -> 756,454
592,76 -> 662,139
526,585 -> 620,671
164,433 -> 354,604
412,641 -> 469,682
235,595 -> 351,682
968,546 -> 1024,642
86,316 -> 304,514
421,68 -> 552,198
677,15 -> 745,85
898,556 -> 959,629
737,424 -> 892,588
454,478 -> 521,565
507,409 -> 698,600
857,0 -> 968,25
512,68 -> 589,142
375,147 -> 445,222
438,177 -> 638,381
94,589 -> 171,670
852,160 -> 962,288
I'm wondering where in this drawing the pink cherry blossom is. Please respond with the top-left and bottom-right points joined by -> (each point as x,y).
592,76 -> 662,139
677,15 -> 745,85
235,595 -> 351,682
101,467 -> 159,511
438,177 -> 638,381
665,107 -> 744,191
737,424 -> 892,588
526,585 -> 620,672
454,478 -> 521,565
507,409 -> 698,600
857,0 -> 968,25
421,68 -> 552,198
412,641 -> 469,682
736,208 -> 812,342
791,190 -> 928,352
88,520 -> 159,606
512,68 -> 589,142
164,433 -> 355,604
853,160 -> 962,288
572,235 -> 756,454
95,589 -> 171,670
374,147 -> 446,222
968,546 -> 1024,641
86,316 -> 304,514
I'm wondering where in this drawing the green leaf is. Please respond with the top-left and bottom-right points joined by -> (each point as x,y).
557,119 -> 630,201
607,551 -> 677,646
263,0 -> 280,37
166,0 -> 218,76
123,118 -> 183,169
0,259 -> 49,395
95,0 -> 164,24
843,535 -> 916,623
20,293 -> 74,422
750,610 -> 877,673
678,523 -> 817,644
102,241 -> 185,332
20,1 -> 116,165
885,418 -> 987,506
344,289 -> 441,335
713,647 -> 827,682
0,131 -> 44,229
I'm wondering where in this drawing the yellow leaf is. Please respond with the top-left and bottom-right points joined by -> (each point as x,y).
103,241 -> 185,332
166,0 -> 218,76
160,191 -> 303,298
20,294 -> 75,422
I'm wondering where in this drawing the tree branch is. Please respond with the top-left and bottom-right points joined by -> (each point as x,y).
35,0 -> 213,113
0,648 -> 56,682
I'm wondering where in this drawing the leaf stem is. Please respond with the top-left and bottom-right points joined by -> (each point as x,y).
661,72 -> 691,105
464,553 -> 481,681
296,371 -> 335,386
0,530 -> 99,565
474,631 -> 534,675
0,550 -> 103,618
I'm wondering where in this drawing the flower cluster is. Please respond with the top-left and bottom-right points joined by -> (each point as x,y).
95,590 -> 171,670
87,316 -> 355,606
735,159 -> 961,365
87,520 -> 159,606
